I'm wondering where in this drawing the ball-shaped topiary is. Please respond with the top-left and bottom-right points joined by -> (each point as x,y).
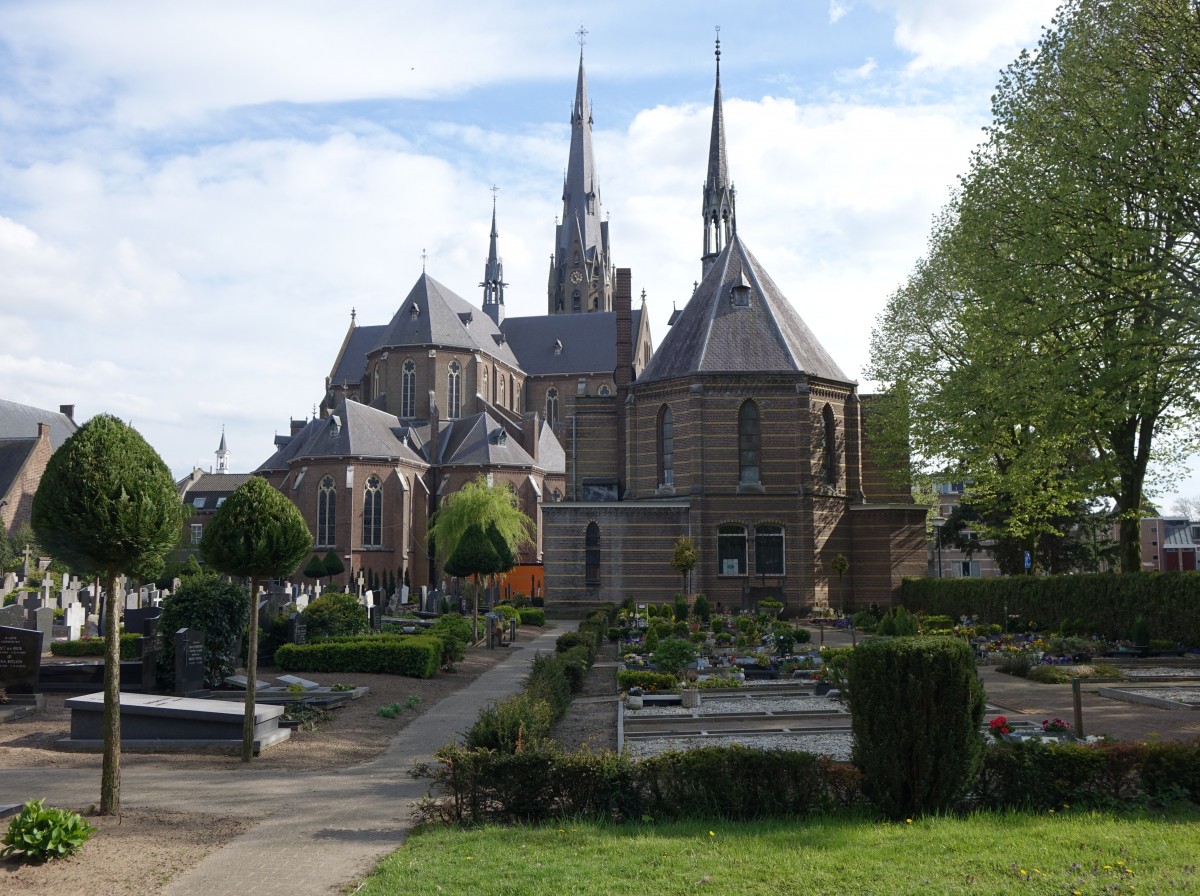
302,592 -> 368,640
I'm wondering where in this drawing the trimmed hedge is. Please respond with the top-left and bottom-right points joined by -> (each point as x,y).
849,636 -> 985,819
901,571 -> 1200,645
518,608 -> 546,627
274,634 -> 440,677
50,634 -> 139,659
616,670 -> 677,692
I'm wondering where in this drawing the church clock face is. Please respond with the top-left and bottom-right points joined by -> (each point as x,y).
570,270 -> 583,284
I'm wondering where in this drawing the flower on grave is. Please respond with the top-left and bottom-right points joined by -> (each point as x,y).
988,716 -> 1012,740
627,686 -> 643,697
1042,717 -> 1071,734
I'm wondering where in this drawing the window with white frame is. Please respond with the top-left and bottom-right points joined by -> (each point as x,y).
718,525 -> 747,576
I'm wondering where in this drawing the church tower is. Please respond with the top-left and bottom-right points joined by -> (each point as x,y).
481,191 -> 506,326
215,427 -> 230,473
701,33 -> 736,278
547,37 -> 614,315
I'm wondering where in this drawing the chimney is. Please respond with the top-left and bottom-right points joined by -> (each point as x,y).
59,404 -> 75,422
290,418 -> 306,437
615,268 -> 633,499
523,412 -> 540,463
37,422 -> 50,443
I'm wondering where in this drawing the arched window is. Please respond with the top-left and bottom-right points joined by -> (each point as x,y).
510,374 -> 516,410
546,387 -> 559,427
717,524 -> 747,576
482,366 -> 488,403
447,360 -> 461,418
362,475 -> 382,547
401,360 -> 416,419
585,522 -> 600,585
657,405 -> 673,487
822,404 -> 837,486
738,401 -> 761,484
572,290 -> 581,313
755,524 -> 784,576
317,476 -> 337,546
372,366 -> 379,401
499,372 -> 506,408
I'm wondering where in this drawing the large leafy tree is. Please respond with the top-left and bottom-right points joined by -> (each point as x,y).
444,522 -> 503,638
199,476 -> 311,762
428,476 -> 535,574
869,0 -> 1200,572
31,414 -> 183,814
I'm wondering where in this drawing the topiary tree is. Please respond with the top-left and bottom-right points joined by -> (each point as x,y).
302,592 -> 368,640
692,593 -> 711,624
321,550 -> 345,586
848,636 -> 985,819
302,554 -> 325,591
652,637 -> 697,677
31,414 -> 183,815
673,594 -> 690,624
670,535 -> 697,594
444,522 -> 502,640
199,476 -> 312,762
157,573 -> 249,689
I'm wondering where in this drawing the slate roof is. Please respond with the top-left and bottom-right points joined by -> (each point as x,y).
329,325 -> 385,386
373,274 -> 520,367
0,398 -> 78,449
438,412 -> 557,472
1162,520 -> 1199,548
637,235 -> 849,384
501,309 -> 643,376
0,438 -> 38,501
177,472 -> 256,507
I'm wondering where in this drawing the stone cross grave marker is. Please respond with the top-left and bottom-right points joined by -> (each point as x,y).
64,602 -> 85,641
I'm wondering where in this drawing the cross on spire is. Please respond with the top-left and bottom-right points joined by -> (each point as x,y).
576,23 -> 588,50
421,248 -> 427,272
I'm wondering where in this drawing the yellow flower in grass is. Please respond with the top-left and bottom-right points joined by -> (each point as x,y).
708,831 -> 715,837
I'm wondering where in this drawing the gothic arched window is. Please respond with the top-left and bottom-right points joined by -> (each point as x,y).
482,366 -> 488,404
317,476 -> 337,546
499,372 -> 506,408
585,522 -> 600,585
546,387 -> 559,428
447,360 -> 462,418
510,374 -> 516,411
401,360 -> 416,419
657,405 -> 673,487
754,524 -> 784,576
822,404 -> 837,486
738,401 -> 761,485
362,475 -> 382,547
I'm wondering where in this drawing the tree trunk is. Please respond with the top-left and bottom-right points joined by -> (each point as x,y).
100,569 -> 121,815
242,574 -> 261,762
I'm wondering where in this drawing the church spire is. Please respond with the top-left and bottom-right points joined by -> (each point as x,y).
215,425 -> 230,473
702,29 -> 736,278
548,27 -> 614,315
481,187 -> 506,325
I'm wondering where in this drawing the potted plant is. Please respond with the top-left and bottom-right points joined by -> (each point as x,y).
626,686 -> 644,710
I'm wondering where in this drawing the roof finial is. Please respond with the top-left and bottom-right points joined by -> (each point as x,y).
715,25 -> 721,75
421,248 -> 427,272
576,22 -> 588,52
351,306 -> 356,322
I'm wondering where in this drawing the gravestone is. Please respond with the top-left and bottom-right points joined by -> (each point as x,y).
0,625 -> 43,694
64,603 -> 85,641
174,628 -> 207,697
294,593 -> 309,613
124,606 -> 161,637
33,606 -> 54,652
287,613 -> 307,645
22,591 -> 41,621
370,604 -> 381,633
125,591 -> 139,611
0,604 -> 23,629
1,572 -> 16,594
137,617 -> 162,694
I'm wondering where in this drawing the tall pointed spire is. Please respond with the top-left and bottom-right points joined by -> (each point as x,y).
215,425 -> 231,473
548,27 -> 614,315
702,29 -> 736,278
481,187 -> 506,325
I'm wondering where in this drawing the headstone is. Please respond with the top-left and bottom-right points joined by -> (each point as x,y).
22,591 -> 41,619
137,617 -> 162,693
124,606 -> 161,637
33,606 -> 54,651
1,572 -> 16,594
0,625 -> 43,694
370,604 -> 381,633
294,593 -> 309,613
275,674 -> 319,690
0,604 -> 23,629
400,585 -> 410,605
287,613 -> 307,645
125,591 -> 139,611
174,628 -> 207,697
64,603 -> 85,641
40,582 -> 53,605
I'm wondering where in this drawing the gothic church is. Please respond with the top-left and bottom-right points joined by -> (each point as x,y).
257,42 -> 926,612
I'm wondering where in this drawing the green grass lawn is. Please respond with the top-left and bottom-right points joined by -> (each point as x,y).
358,811 -> 1199,895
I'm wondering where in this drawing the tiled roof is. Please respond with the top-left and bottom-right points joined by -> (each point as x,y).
373,274 -> 520,367
329,325 -> 385,387
0,438 -> 38,501
177,472 -> 256,504
502,309 -> 643,376
0,399 -> 78,449
637,234 -> 849,384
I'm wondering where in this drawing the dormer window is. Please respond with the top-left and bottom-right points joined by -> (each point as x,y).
458,311 -> 473,326
554,339 -> 563,355
730,271 -> 752,307
409,305 -> 420,320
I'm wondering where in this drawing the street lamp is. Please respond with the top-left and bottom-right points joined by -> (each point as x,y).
932,516 -> 946,579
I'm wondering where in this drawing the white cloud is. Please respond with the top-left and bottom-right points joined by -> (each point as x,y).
879,0 -> 1058,73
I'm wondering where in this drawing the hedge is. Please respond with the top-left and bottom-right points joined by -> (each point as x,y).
50,634 -> 140,659
615,670 -> 677,693
274,634 -> 441,677
901,571 -> 1200,645
518,608 -> 546,627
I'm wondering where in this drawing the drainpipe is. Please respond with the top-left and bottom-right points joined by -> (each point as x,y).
571,414 -> 577,500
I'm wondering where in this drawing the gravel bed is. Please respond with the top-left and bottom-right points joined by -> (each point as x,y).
1121,666 -> 1200,678
1119,687 -> 1200,705
629,695 -> 845,717
624,731 -> 855,762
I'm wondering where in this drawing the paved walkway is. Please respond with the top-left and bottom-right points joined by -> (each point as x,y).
0,625 -> 563,896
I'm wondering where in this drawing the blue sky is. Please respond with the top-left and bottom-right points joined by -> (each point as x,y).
2,0 -> 1195,511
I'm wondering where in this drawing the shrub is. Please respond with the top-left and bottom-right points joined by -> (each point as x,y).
673,594 -> 690,623
616,670 -> 677,693
849,636 -> 985,819
274,634 -> 440,677
155,573 -> 248,689
525,652 -> 573,719
559,645 -> 593,693
555,631 -> 587,653
1133,615 -> 1150,646
652,637 -> 697,676
465,692 -> 556,751
1,799 -> 95,861
995,653 -> 1032,677
493,604 -> 521,624
428,614 -> 471,666
692,594 -> 711,623
302,592 -> 368,640
50,634 -> 139,659
518,608 -> 545,627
